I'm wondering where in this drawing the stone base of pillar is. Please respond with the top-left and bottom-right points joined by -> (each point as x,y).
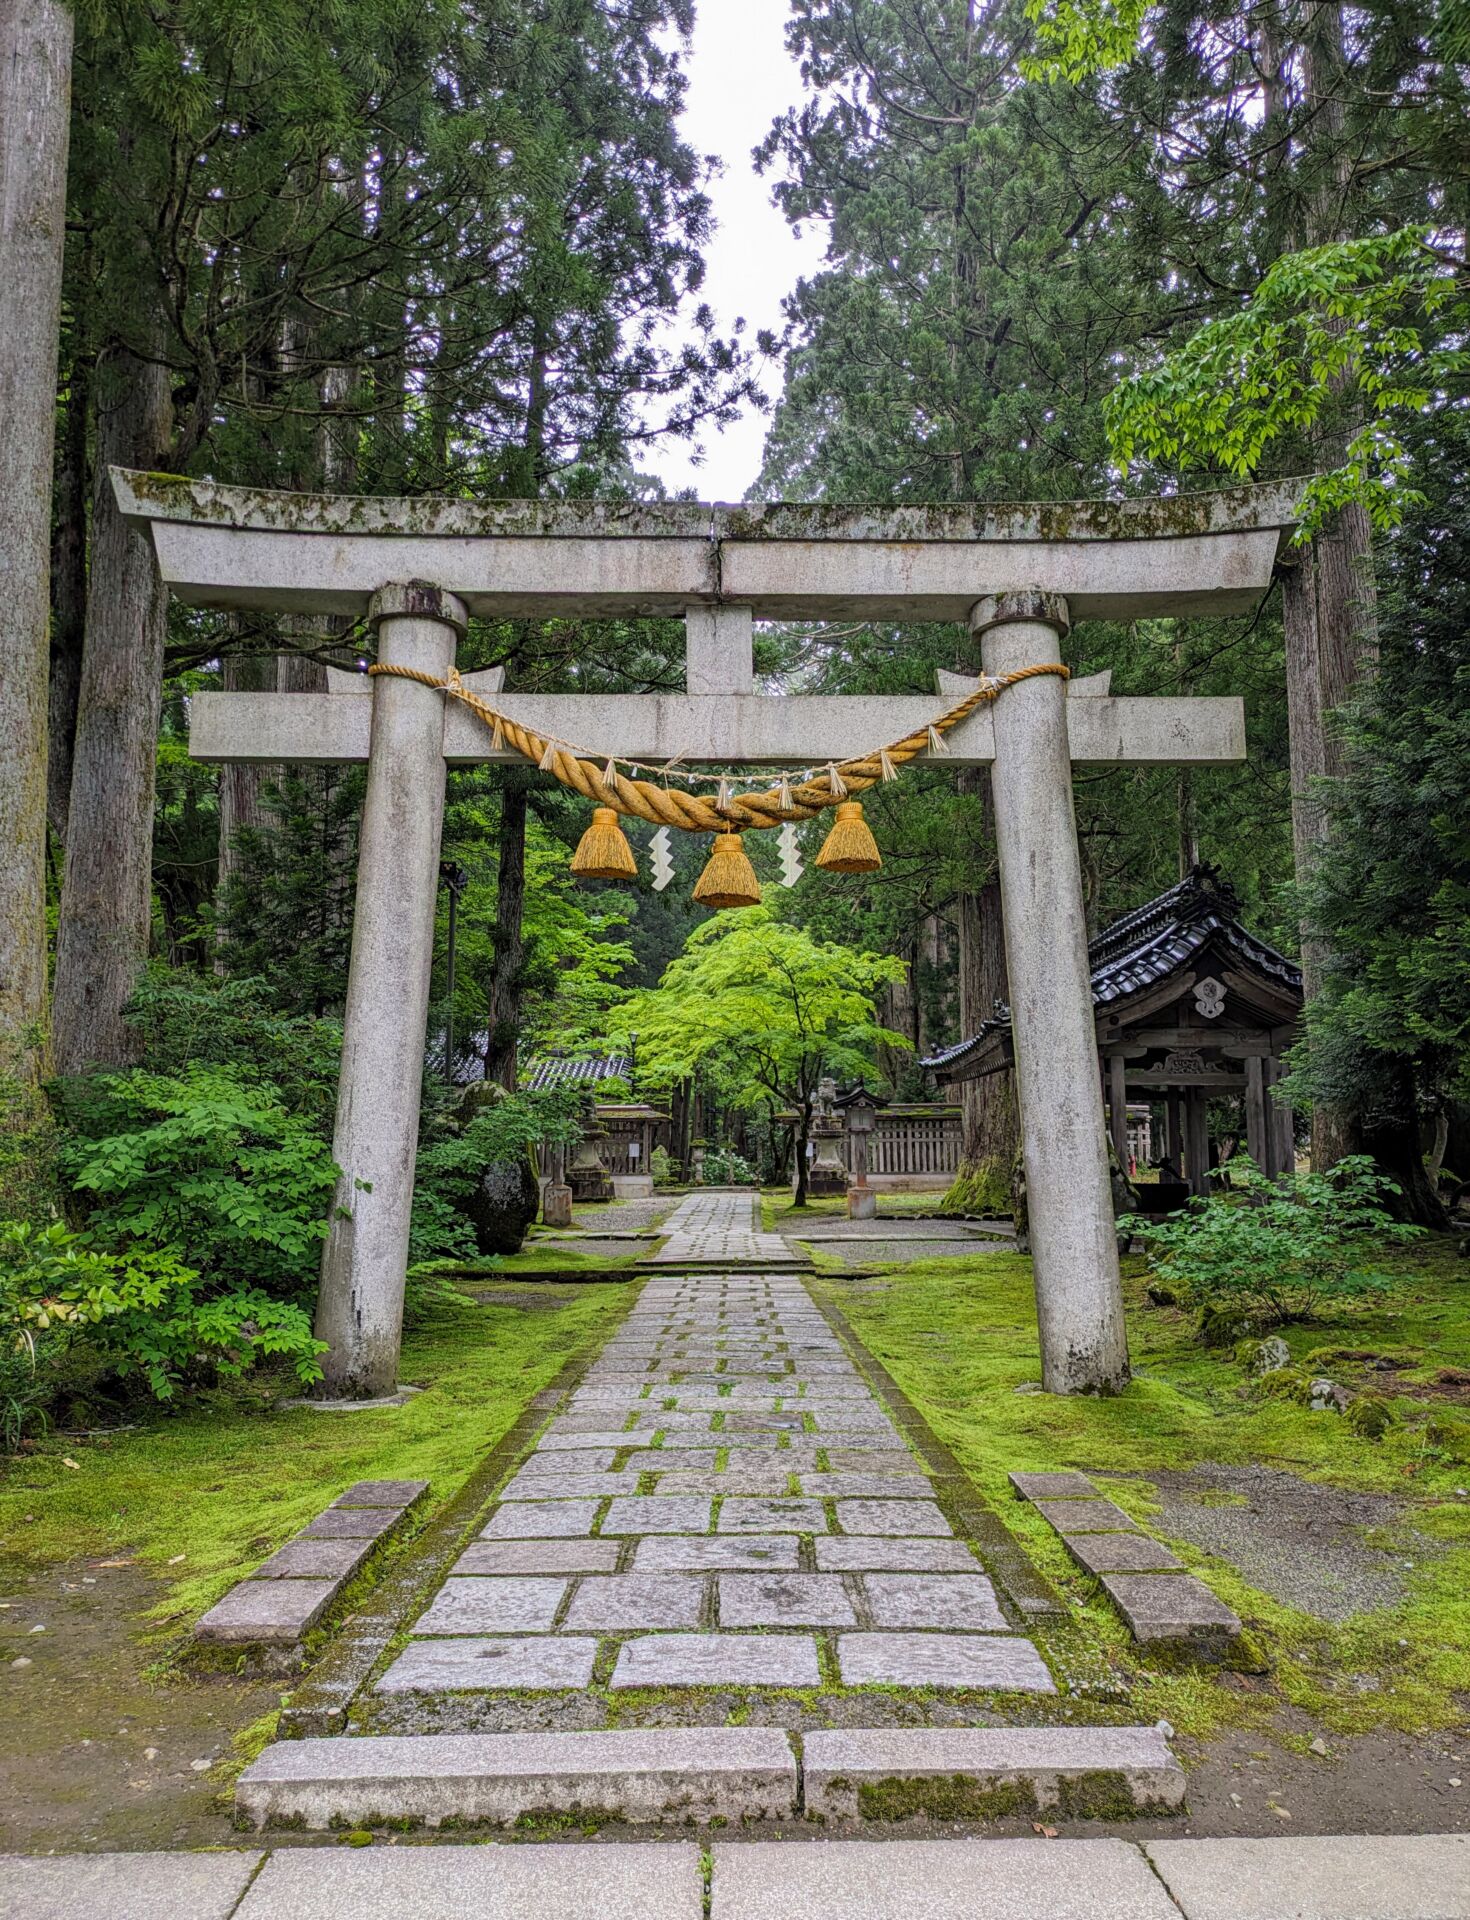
541,1184 -> 574,1228
847,1186 -> 877,1221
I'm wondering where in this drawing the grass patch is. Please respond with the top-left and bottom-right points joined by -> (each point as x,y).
815,1237 -> 1470,1738
0,1287 -> 625,1628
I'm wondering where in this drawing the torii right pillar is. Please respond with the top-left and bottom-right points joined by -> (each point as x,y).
973,590 -> 1129,1395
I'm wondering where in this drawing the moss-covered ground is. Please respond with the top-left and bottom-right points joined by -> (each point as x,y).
0,1287 -> 626,1628
814,1238 -> 1470,1741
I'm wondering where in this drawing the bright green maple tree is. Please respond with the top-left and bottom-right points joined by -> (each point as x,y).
611,905 -> 909,1205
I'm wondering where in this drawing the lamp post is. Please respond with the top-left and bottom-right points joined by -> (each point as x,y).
843,1084 -> 880,1220
439,861 -> 467,1083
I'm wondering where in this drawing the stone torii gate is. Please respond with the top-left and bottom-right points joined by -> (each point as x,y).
115,471 -> 1299,1402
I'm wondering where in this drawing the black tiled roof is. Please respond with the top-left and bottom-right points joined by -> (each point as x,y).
523,1052 -> 632,1091
921,865 -> 1301,1073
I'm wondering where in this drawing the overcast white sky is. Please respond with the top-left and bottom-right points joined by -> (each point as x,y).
635,0 -> 830,503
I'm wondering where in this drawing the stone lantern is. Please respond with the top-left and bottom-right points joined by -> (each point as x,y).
840,1083 -> 881,1220
805,1076 -> 849,1199
567,1115 -> 615,1203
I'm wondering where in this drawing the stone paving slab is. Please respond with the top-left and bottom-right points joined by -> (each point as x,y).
834,1499 -> 951,1536
253,1537 -> 374,1582
802,1725 -> 1185,1819
195,1578 -> 337,1645
0,1851 -> 264,1920
453,1539 -> 621,1577
718,1497 -> 829,1533
815,1536 -> 983,1573
861,1572 -> 1008,1632
1009,1469 -> 1099,1502
500,1469 -> 645,1501
1065,1532 -> 1185,1575
375,1637 -> 597,1694
718,1573 -> 857,1627
633,1535 -> 801,1572
331,1478 -> 428,1509
610,1632 -> 822,1689
514,1444 -> 619,1467
836,1632 -> 1056,1692
656,1469 -> 795,1496
562,1574 -> 705,1630
235,1844 -> 703,1920
1033,1498 -> 1141,1534
1100,1572 -> 1243,1646
1145,1834 -> 1470,1920
602,1495 -> 713,1534
238,1729 -> 796,1831
481,1500 -> 602,1538
301,1506 -> 404,1541
414,1577 -> 568,1635
710,1839 -> 1181,1919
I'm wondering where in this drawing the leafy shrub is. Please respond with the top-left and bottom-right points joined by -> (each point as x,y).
703,1145 -> 756,1186
56,1066 -> 339,1299
0,1219 -> 325,1434
1135,1156 -> 1422,1328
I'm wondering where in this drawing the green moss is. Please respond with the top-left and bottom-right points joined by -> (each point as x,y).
0,1289 -> 625,1628
939,1158 -> 1011,1218
812,1235 -> 1470,1740
858,1774 -> 1040,1822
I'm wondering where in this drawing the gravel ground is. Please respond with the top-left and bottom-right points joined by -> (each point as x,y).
569,1197 -> 678,1234
1109,1463 -> 1436,1622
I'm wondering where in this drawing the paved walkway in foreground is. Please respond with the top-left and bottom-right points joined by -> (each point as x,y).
5,1833 -> 1467,1919
372,1190 -> 1052,1701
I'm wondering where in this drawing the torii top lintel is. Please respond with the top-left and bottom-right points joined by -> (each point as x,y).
112,470 -> 1300,624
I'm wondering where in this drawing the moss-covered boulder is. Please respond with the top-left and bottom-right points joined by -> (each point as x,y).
465,1153 -> 540,1257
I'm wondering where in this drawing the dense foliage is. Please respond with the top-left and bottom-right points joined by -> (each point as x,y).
1136,1156 -> 1421,1326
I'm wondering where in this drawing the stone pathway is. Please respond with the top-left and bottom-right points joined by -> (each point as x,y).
370,1190 -> 1053,1704
645,1188 -> 801,1267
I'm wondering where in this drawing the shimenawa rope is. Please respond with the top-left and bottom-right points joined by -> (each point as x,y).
365,661 -> 1071,835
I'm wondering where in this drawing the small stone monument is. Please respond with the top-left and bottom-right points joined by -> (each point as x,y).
541,1138 -> 573,1228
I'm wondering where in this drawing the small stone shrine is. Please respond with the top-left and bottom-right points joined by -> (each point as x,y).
924,866 -> 1303,1199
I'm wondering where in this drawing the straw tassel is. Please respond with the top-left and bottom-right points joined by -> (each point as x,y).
692,831 -> 761,910
490,715 -> 506,751
776,774 -> 794,814
538,738 -> 558,772
571,806 -> 638,880
926,724 -> 947,755
826,763 -> 848,797
602,757 -> 620,795
879,747 -> 898,782
815,800 -> 882,874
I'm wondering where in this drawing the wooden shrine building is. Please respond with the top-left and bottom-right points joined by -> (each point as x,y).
923,867 -> 1303,1196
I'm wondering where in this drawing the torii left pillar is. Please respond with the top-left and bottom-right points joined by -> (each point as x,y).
316,583 -> 466,1398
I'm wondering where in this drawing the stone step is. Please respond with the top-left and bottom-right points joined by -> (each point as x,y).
236,1727 -> 798,1830
802,1725 -> 1184,1820
235,1724 -> 1181,1831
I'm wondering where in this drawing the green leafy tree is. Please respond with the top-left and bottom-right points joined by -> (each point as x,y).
613,905 -> 908,1205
